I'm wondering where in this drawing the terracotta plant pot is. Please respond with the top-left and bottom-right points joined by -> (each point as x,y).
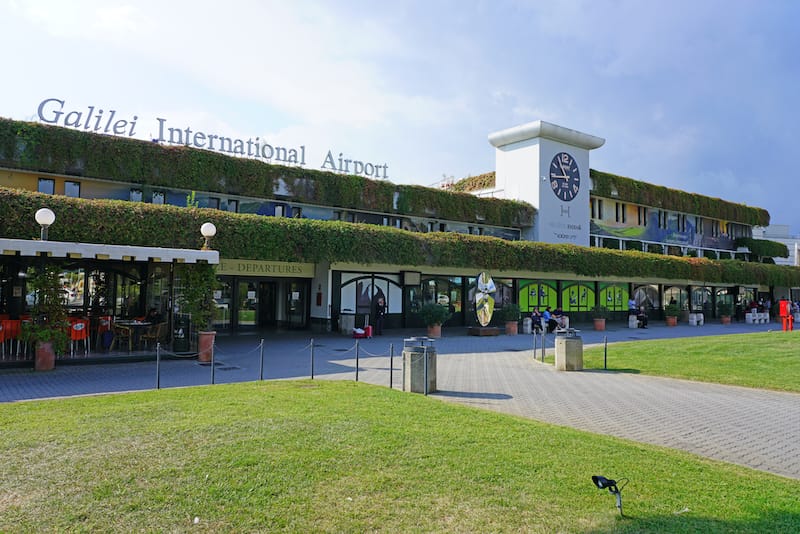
505,321 -> 518,335
35,341 -> 55,372
593,318 -> 606,331
666,316 -> 678,327
426,324 -> 442,338
197,331 -> 216,362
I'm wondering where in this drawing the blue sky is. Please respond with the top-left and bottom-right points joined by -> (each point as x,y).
2,0 -> 799,234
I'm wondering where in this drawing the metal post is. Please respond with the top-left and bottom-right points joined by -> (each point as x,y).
389,343 -> 394,389
259,338 -> 265,381
310,338 -> 315,379
211,340 -> 216,385
156,342 -> 161,389
604,335 -> 608,370
541,330 -> 545,362
533,329 -> 537,356
402,346 -> 406,392
423,345 -> 429,396
355,339 -> 360,382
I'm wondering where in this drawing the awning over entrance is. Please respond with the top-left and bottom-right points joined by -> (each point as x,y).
0,237 -> 219,264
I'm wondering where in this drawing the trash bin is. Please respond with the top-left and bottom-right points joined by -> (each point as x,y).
173,313 -> 191,353
522,317 -> 532,334
554,330 -> 583,371
339,313 -> 356,335
402,337 -> 437,393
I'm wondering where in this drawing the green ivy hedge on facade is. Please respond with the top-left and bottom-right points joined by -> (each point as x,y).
0,117 -> 535,228
590,169 -> 770,226
734,237 -> 789,259
2,187 -> 799,287
450,170 -> 770,227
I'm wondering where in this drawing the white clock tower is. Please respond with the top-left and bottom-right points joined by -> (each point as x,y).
488,121 -> 605,246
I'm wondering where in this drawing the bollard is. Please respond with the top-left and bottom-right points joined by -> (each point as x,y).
211,341 -> 216,385
310,338 -> 315,379
389,343 -> 394,389
355,339 -> 360,382
156,342 -> 161,389
259,339 -> 265,381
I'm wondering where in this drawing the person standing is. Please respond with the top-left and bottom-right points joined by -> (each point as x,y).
374,297 -> 386,335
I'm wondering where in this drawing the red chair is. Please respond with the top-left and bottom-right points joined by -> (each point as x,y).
70,319 -> 90,357
1,319 -> 23,359
96,316 -> 112,351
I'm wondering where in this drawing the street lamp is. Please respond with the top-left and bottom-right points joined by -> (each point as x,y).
35,208 -> 56,241
200,222 -> 217,250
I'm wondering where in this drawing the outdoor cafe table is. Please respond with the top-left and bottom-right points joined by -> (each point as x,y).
113,320 -> 151,352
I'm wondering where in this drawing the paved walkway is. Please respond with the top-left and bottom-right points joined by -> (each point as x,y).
1,320 -> 798,479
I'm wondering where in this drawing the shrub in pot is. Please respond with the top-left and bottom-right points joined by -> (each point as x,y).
416,303 -> 452,338
498,303 -> 521,335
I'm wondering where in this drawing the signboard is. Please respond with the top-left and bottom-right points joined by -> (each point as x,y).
217,259 -> 315,278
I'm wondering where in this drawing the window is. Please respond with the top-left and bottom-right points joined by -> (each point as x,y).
427,222 -> 435,232
382,216 -> 390,226
637,206 -> 648,226
274,205 -> 284,217
291,207 -> 302,218
64,181 -> 80,198
38,178 -> 55,195
130,189 -> 143,202
658,210 -> 668,229
591,198 -> 604,220
439,223 -> 447,232
615,202 -> 626,223
152,191 -> 165,205
207,197 -> 219,209
695,216 -> 703,234
395,219 -> 401,229
711,220 -> 721,238
678,214 -> 687,232
227,200 -> 238,213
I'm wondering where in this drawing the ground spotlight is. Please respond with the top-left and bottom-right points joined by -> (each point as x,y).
592,475 -> 628,516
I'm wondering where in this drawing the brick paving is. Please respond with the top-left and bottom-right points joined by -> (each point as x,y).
1,320 -> 798,479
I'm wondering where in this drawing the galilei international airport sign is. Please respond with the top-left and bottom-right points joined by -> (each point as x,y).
34,98 -> 389,180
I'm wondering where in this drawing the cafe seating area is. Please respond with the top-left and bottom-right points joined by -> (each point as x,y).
0,313 -> 170,364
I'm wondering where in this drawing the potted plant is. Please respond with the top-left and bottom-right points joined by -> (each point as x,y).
22,265 -> 69,371
664,302 -> 681,327
591,305 -> 610,331
176,264 -> 219,362
498,303 -> 521,335
416,303 -> 452,338
718,302 -> 733,325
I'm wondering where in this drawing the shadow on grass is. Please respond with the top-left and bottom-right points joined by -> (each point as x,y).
589,509 -> 800,533
434,390 -> 513,400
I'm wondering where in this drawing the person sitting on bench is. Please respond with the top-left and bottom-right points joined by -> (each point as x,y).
543,307 -> 558,333
530,308 -> 543,333
637,306 -> 648,328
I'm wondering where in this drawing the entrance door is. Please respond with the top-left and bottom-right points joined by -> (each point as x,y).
259,281 -> 277,327
285,281 -> 308,329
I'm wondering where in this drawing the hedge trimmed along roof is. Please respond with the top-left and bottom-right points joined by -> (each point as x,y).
2,187 -> 798,287
450,170 -> 770,227
0,117 -> 534,228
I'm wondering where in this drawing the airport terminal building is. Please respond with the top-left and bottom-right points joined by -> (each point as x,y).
1,114 -> 798,346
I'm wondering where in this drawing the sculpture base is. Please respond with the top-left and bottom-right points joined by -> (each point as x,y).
468,326 -> 500,336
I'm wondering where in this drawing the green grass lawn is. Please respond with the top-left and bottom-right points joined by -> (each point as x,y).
555,331 -> 800,392
1,380 -> 798,532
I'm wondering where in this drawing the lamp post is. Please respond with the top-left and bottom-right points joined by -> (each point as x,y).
35,208 -> 55,241
200,222 -> 216,250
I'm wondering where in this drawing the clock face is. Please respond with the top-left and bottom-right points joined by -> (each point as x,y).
549,152 -> 580,202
